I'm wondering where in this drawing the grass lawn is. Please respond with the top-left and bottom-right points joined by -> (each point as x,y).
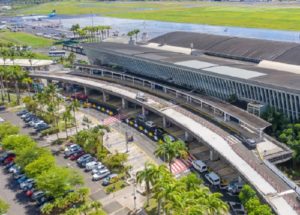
11,0 -> 300,31
0,30 -> 54,49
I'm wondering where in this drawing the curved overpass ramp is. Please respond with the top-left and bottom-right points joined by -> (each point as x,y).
31,72 -> 298,215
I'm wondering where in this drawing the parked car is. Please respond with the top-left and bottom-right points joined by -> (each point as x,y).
26,188 -> 36,197
17,109 -> 28,116
85,161 -> 102,172
76,154 -> 92,165
4,162 -> 15,171
227,181 -> 244,195
0,152 -> 15,163
79,156 -> 96,168
36,196 -> 54,207
69,150 -> 85,161
21,112 -> 32,119
8,164 -> 20,173
92,165 -> 106,175
14,172 -> 25,180
228,202 -> 246,215
64,146 -> 82,158
191,160 -> 208,173
20,178 -> 35,190
205,172 -> 221,186
35,123 -> 50,132
3,154 -> 15,165
65,144 -> 80,152
102,174 -> 118,186
31,191 -> 44,202
92,169 -> 110,181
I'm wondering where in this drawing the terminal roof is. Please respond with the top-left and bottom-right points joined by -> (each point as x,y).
84,42 -> 300,93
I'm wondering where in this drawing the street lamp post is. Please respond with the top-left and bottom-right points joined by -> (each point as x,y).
125,131 -> 129,153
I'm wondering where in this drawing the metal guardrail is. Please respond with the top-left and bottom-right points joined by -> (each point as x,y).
264,159 -> 300,197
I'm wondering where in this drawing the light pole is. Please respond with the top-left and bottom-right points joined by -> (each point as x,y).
125,131 -> 129,153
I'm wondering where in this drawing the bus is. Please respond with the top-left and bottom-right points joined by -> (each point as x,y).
48,50 -> 66,57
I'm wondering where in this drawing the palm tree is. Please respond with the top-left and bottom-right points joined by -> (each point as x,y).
154,136 -> 188,173
0,66 -> 6,102
22,77 -> 33,96
134,29 -> 140,42
10,66 -> 26,104
27,52 -> 34,71
62,107 -> 72,138
136,162 -> 158,206
1,49 -> 8,65
69,99 -> 80,133
70,24 -> 80,38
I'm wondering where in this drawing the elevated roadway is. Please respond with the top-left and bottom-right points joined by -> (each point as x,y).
31,71 -> 298,215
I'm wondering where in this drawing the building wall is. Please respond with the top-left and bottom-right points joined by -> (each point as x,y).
86,49 -> 300,121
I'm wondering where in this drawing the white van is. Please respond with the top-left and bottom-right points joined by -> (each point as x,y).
205,172 -> 221,186
191,160 -> 207,173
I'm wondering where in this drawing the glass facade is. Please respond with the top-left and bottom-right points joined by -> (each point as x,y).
86,49 -> 300,121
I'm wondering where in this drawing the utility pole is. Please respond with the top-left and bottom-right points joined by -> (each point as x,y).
125,131 -> 129,153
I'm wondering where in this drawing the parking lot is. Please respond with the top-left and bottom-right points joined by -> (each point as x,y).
0,108 -> 155,214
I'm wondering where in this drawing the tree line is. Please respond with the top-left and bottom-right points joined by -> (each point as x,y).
0,122 -> 106,215
70,24 -> 111,43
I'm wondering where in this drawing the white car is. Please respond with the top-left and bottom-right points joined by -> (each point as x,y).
92,169 -> 110,181
192,160 -> 207,173
92,165 -> 106,175
85,161 -> 102,172
65,144 -> 79,152
205,172 -> 220,186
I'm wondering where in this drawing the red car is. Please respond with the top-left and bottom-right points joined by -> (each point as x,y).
70,151 -> 85,161
26,188 -> 36,197
3,155 -> 15,165
71,92 -> 88,100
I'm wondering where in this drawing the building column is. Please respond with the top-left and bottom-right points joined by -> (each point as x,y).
102,91 -> 109,102
122,98 -> 128,109
162,116 -> 167,128
210,150 -> 219,161
184,131 -> 190,142
142,106 -> 145,116
224,113 -> 228,122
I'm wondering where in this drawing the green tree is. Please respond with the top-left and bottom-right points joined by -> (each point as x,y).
24,154 -> 56,178
69,99 -> 80,133
0,198 -> 9,215
15,146 -> 50,169
102,152 -> 128,171
154,136 -> 187,172
136,162 -> 157,206
62,107 -> 72,138
67,52 -> 76,65
239,185 -> 257,205
2,134 -> 36,152
0,122 -> 19,141
36,166 -> 83,198
70,24 -> 80,38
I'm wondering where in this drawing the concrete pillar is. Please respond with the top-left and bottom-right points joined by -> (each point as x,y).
258,129 -> 263,141
163,87 -> 167,93
122,98 -> 128,109
238,176 -> 243,183
210,150 -> 219,161
142,106 -> 146,116
162,116 -> 167,128
102,91 -> 109,102
224,113 -> 228,121
184,131 -> 190,142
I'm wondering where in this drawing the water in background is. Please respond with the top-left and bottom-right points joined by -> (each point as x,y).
54,15 -> 300,43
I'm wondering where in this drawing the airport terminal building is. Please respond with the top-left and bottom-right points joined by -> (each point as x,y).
83,32 -> 300,121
